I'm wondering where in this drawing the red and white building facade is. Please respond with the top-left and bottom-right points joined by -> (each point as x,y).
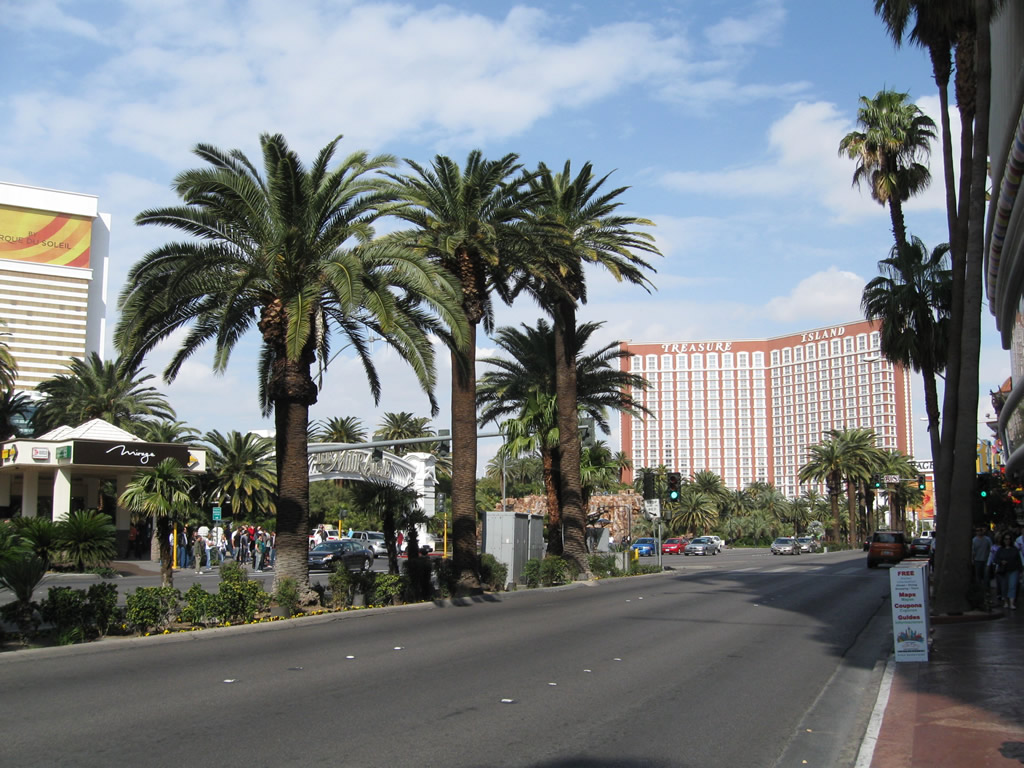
619,319 -> 914,498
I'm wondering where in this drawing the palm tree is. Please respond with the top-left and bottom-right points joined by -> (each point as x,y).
32,353 -> 175,435
374,412 -> 434,456
515,161 -> 659,573
135,419 -> 201,444
862,237 -> 951,464
838,89 -> 936,250
668,485 -> 718,537
478,319 -> 651,555
202,430 -> 277,522
835,429 -> 885,547
119,459 -> 198,587
799,437 -> 847,544
689,471 -> 730,515
116,134 -> 466,599
314,416 -> 367,444
384,151 -> 533,593
0,389 -> 33,439
0,322 -> 16,393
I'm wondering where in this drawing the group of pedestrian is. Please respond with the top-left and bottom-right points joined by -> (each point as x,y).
970,525 -> 1023,609
167,524 -> 276,574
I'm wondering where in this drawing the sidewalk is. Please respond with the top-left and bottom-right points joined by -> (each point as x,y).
865,607 -> 1024,767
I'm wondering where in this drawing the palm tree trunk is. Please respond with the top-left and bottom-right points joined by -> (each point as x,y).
157,517 -> 173,588
929,44 -> 958,242
553,299 -> 587,575
888,195 -> 908,251
451,330 -> 481,594
542,446 -> 563,556
273,392 -> 313,599
935,2 -> 990,615
846,479 -> 857,547
829,475 -> 841,544
922,367 -> 942,471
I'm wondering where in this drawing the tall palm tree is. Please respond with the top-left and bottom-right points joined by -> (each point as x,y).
515,161 -> 659,573
834,429 -> 885,546
314,416 -> 367,444
799,437 -> 847,544
0,322 -> 16,393
478,319 -> 651,555
838,89 -> 936,250
116,133 -> 466,599
384,151 -> 532,593
32,353 -> 175,435
689,470 -> 730,515
119,459 -> 198,587
202,430 -> 277,522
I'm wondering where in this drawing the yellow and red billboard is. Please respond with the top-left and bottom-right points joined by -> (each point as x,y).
0,204 -> 92,268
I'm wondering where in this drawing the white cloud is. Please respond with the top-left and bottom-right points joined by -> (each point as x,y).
763,267 -> 865,324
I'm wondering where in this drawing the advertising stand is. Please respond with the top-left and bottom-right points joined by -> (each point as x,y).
890,562 -> 930,662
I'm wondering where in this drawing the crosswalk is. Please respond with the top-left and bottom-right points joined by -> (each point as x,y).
675,563 -> 868,577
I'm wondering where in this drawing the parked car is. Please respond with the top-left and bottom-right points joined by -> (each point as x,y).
707,535 -> 725,552
866,531 -> 908,568
307,539 -> 374,572
630,537 -> 657,557
796,536 -> 818,553
684,537 -> 717,556
908,537 -> 932,558
771,537 -> 801,555
661,537 -> 688,555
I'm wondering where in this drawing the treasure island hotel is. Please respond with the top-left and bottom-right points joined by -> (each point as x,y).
619,319 -> 914,498
0,181 -> 109,419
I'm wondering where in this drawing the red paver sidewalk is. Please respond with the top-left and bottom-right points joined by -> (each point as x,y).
870,608 -> 1024,767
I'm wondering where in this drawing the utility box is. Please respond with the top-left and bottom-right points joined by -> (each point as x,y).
482,510 -> 545,587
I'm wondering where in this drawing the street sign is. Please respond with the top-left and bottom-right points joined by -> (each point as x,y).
644,498 -> 661,519
883,474 -> 900,483
212,506 -> 222,521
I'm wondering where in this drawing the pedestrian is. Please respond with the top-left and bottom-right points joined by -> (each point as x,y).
993,532 -> 1022,609
192,533 -> 206,574
971,527 -> 992,586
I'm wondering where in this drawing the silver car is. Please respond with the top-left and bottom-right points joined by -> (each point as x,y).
796,536 -> 818,553
684,537 -> 718,556
771,537 -> 801,555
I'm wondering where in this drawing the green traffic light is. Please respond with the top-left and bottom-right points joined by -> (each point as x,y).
980,490 -> 988,498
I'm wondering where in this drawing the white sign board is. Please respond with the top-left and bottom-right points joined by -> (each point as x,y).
883,474 -> 900,483
644,499 -> 661,519
890,562 -> 930,662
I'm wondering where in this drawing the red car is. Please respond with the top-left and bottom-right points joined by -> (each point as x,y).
661,537 -> 689,555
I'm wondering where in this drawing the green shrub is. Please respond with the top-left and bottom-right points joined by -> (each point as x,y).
56,509 -> 116,572
0,553 -> 47,604
125,586 -> 181,634
218,559 -> 248,584
588,554 -> 622,579
9,517 -> 59,568
373,573 -> 406,605
522,558 -> 541,588
87,582 -> 119,635
40,586 -> 87,636
402,557 -> 434,602
214,580 -> 267,624
628,563 -> 662,576
327,568 -> 352,608
179,584 -> 216,626
273,577 -> 302,616
432,558 -> 456,599
479,553 -> 508,592
539,556 -> 571,586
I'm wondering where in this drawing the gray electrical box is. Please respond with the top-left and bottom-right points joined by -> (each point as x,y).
481,510 -> 545,586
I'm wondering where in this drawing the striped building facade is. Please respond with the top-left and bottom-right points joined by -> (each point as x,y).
0,182 -> 109,392
619,319 -> 914,498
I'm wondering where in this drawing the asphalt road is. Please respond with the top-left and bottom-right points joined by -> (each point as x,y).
0,549 -> 894,767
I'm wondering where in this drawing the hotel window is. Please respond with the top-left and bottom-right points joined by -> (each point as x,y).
794,346 -> 803,363
806,344 -> 816,360
661,354 -> 673,370
753,352 -> 764,367
844,337 -> 854,354
830,339 -> 841,356
784,348 -> 793,364
707,353 -> 718,369
871,331 -> 880,349
677,354 -> 688,369
857,334 -> 867,351
819,341 -> 828,358
691,353 -> 703,370
722,352 -> 734,369
737,352 -> 749,368
632,355 -> 643,371
771,350 -> 780,365
647,354 -> 658,369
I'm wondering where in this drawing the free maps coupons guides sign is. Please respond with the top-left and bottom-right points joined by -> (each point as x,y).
890,562 -> 930,662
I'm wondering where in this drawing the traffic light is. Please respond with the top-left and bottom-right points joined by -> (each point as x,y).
436,429 -> 450,457
871,474 -> 883,489
977,473 -> 990,498
917,474 -> 926,491
579,417 -> 596,448
643,472 -> 655,500
667,472 -> 681,501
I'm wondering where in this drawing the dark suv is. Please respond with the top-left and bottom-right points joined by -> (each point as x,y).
866,531 -> 908,568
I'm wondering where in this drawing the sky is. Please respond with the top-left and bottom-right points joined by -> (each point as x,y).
0,0 -> 1006,473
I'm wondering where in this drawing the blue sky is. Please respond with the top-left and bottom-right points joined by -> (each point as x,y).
0,0 -> 1003,469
